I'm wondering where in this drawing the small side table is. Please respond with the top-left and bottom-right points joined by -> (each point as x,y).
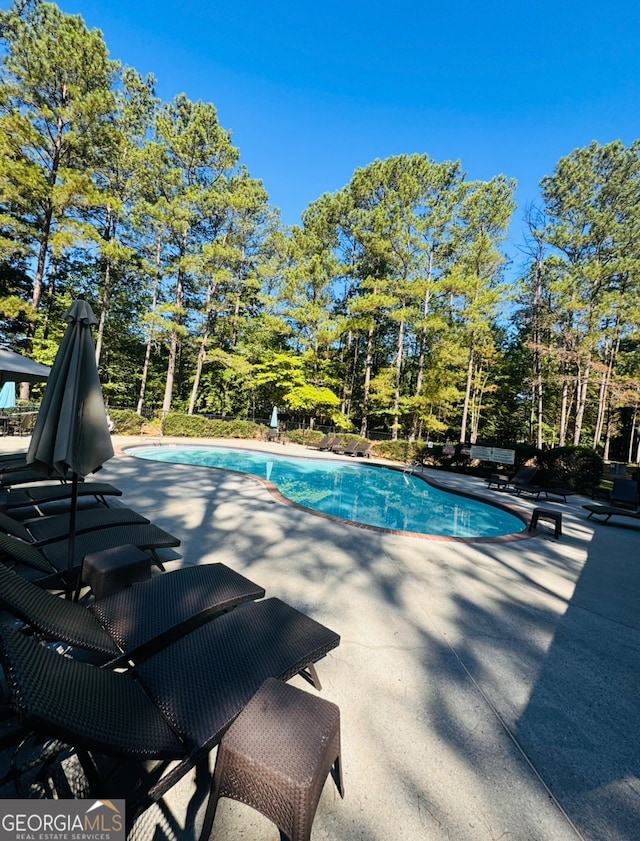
82,544 -> 152,599
529,507 -> 562,539
200,677 -> 343,841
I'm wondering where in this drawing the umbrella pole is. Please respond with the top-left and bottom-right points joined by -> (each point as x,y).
68,473 -> 79,600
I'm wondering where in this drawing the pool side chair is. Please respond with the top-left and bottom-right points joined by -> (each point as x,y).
0,453 -> 29,472
581,504 -> 640,524
0,482 -> 122,512
0,526 -> 180,590
0,562 -> 265,668
610,478 -> 640,510
352,442 -> 372,458
0,507 -> 151,546
319,436 -> 340,451
333,440 -> 359,456
508,466 -> 539,493
0,467 -> 78,488
539,483 -> 576,503
0,597 -> 340,829
484,465 -> 538,493
485,473 -> 510,489
307,434 -> 331,450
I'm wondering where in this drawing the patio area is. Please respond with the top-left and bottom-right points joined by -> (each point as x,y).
1,434 -> 639,841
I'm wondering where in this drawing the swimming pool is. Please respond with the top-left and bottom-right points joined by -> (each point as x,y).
128,445 -> 527,539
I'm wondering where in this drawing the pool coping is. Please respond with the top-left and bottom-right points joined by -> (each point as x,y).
121,440 -> 532,543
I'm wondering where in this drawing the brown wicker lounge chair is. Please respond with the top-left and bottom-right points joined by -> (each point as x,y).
0,562 -> 265,667
319,435 -> 340,451
0,466 -> 75,487
332,439 -> 359,456
0,597 -> 340,828
582,504 -> 640,524
0,507 -> 151,546
352,441 -> 372,458
1,481 -> 122,511
0,524 -> 180,590
609,478 -> 640,510
486,465 -> 538,492
307,434 -> 331,450
0,453 -> 29,471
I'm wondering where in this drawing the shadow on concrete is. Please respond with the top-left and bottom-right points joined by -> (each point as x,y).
85,445 -> 640,841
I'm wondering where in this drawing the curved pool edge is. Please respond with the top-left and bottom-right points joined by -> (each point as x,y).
119,441 -> 532,543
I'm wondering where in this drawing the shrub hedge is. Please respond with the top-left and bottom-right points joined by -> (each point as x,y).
537,446 -> 603,490
163,413 -> 263,439
108,409 -> 146,434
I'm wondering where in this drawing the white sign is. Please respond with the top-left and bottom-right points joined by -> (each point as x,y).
491,447 -> 516,465
470,446 -> 515,465
470,445 -> 492,461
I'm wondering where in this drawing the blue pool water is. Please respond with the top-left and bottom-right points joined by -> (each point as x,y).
129,445 -> 526,539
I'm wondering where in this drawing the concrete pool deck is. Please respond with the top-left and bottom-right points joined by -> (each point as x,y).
1,435 -> 639,841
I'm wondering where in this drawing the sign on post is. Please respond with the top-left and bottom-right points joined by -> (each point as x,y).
469,445 -> 515,465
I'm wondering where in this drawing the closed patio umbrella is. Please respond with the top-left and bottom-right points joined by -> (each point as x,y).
0,347 -> 50,386
270,406 -> 279,428
0,382 -> 16,409
27,299 -> 114,595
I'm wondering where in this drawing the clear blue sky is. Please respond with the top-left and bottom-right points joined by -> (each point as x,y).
26,1 -> 640,274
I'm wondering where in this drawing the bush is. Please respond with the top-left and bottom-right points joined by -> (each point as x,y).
213,419 -> 264,439
372,439 -> 415,462
162,412 -> 263,439
163,413 -> 211,437
286,429 -> 317,445
108,409 -> 145,435
538,446 -> 603,492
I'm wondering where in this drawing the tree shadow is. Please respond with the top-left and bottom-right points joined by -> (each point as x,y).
96,449 -> 640,840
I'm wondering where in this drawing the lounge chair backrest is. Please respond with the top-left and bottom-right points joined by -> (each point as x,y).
610,479 -> 639,506
0,532 -> 53,573
0,561 -> 267,664
511,466 -> 538,486
0,624 -> 184,758
0,563 -> 119,656
0,510 -> 35,541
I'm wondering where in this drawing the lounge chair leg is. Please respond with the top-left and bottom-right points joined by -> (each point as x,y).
198,786 -> 220,841
331,751 -> 345,797
298,661 -> 322,690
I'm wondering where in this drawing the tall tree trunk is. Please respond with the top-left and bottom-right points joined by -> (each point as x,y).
559,373 -> 570,446
628,404 -> 637,465
162,230 -> 188,416
410,274 -> 432,441
163,324 -> 179,417
189,325 -> 209,415
603,410 -> 612,461
137,240 -> 161,415
95,207 -> 116,365
391,309 -> 406,441
532,260 -> 544,449
162,272 -> 184,417
188,282 -> 217,415
460,347 -> 474,443
340,331 -> 354,417
573,360 -> 591,445
593,333 -> 620,450
360,322 -> 375,437
470,368 -> 487,444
